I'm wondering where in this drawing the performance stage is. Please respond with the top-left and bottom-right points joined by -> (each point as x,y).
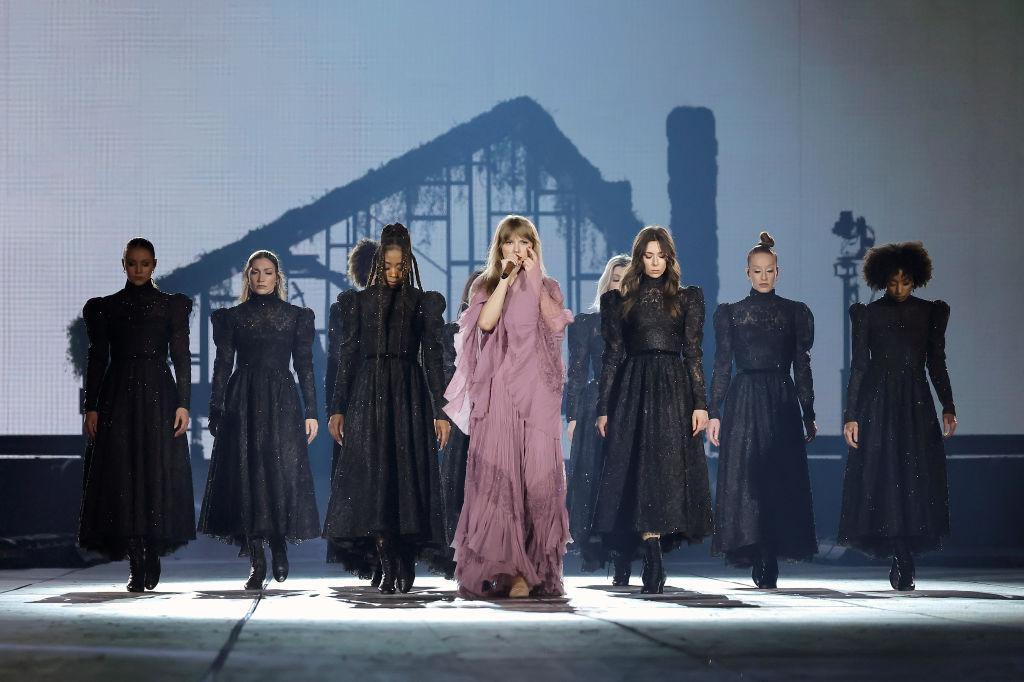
2,560 -> 1022,681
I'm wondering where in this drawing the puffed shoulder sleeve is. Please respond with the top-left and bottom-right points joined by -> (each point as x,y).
843,303 -> 868,424
82,297 -> 109,411
564,314 -> 590,422
168,294 -> 194,409
792,301 -> 815,423
681,286 -> 708,412
330,290 -> 361,416
208,307 -> 235,424
597,290 -> 625,416
927,300 -> 955,416
417,290 -> 448,420
292,307 -> 317,420
708,302 -> 732,420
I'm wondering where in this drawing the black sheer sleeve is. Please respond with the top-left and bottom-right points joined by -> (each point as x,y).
564,314 -> 590,422
208,308 -> 235,434
324,299 -> 344,416
927,300 -> 955,416
330,290 -> 361,416
416,291 -> 448,420
292,307 -> 317,420
682,286 -> 708,411
82,297 -> 109,411
597,291 -> 625,416
793,302 -> 816,423
843,303 -> 868,424
168,294 -> 194,410
708,303 -> 732,420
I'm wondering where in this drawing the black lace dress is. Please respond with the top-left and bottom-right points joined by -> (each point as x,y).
839,295 -> 954,558
322,284 -> 448,575
439,320 -> 470,549
594,277 -> 713,554
565,312 -> 609,571
198,293 -> 320,548
78,281 -> 196,560
709,289 -> 818,567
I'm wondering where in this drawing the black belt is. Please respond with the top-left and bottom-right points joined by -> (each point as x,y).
737,368 -> 788,376
112,352 -> 165,361
365,353 -> 413,361
628,349 -> 680,358
237,361 -> 291,371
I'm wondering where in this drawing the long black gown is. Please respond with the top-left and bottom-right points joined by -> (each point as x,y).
322,284 -> 448,575
78,281 -> 196,560
198,293 -> 321,548
594,278 -> 713,554
439,320 -> 470,549
565,312 -> 609,571
839,295 -> 954,558
709,289 -> 818,567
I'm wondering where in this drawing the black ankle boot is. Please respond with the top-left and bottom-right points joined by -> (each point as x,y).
126,538 -> 145,593
396,544 -> 416,594
143,543 -> 161,591
612,555 -> 632,586
376,536 -> 397,595
269,537 -> 289,583
245,539 -> 267,591
370,562 -> 383,589
640,538 -> 665,594
760,554 -> 778,589
890,550 -> 916,591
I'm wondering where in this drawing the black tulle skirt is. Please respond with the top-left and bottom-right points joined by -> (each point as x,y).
322,358 -> 446,576
711,371 -> 817,567
839,366 -> 950,558
566,379 -> 609,571
593,353 -> 713,555
198,367 -> 320,549
79,360 -> 196,560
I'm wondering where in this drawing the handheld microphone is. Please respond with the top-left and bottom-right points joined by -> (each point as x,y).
500,260 -> 517,279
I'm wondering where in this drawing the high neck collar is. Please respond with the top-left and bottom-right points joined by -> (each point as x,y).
640,274 -> 665,289
123,279 -> 156,296
883,292 -> 912,305
748,287 -> 776,298
249,291 -> 278,304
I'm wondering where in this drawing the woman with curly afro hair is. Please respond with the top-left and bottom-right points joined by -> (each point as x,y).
839,241 -> 957,591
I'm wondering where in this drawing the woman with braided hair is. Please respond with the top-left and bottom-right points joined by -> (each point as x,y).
444,215 -> 573,599
323,223 -> 450,594
839,241 -> 957,591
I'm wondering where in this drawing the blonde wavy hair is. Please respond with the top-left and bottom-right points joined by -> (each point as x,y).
478,215 -> 546,295
591,254 -> 630,311
239,249 -> 288,302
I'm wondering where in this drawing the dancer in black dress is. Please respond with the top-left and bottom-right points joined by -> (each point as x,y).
323,223 -> 450,594
706,232 -> 818,588
839,242 -> 957,591
79,238 -> 195,592
565,254 -> 629,580
439,269 -> 483,572
595,226 -> 713,594
199,249 -> 321,590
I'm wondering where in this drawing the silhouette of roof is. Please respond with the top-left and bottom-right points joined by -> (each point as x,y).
158,97 -> 641,295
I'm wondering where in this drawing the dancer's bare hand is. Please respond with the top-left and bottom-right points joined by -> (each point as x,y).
520,246 -> 537,273
173,408 -> 190,438
942,413 -> 957,438
328,413 -> 344,445
804,419 -> 817,443
706,418 -> 721,447
84,411 -> 98,441
844,421 -> 859,448
499,258 -> 522,286
435,419 -> 451,449
692,409 -> 709,437
567,420 -> 576,442
305,419 -> 318,444
596,415 -> 608,438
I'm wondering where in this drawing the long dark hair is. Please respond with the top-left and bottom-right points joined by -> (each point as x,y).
619,226 -> 683,318
348,239 -> 379,289
368,223 -> 423,290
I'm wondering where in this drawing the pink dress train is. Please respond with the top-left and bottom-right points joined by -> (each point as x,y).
444,265 -> 574,598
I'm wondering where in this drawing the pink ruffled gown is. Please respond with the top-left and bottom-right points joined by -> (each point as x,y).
444,264 -> 574,598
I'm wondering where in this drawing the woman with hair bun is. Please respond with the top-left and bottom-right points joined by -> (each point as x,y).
199,249 -> 321,590
79,238 -> 196,592
323,224 -> 450,594
594,226 -> 713,594
565,254 -> 631,581
839,241 -> 956,591
706,232 -> 818,588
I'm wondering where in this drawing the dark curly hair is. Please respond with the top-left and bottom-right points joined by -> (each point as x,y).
347,238 -> 379,289
862,241 -> 933,290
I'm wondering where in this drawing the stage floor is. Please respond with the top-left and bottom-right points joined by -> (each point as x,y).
1,561 -> 1022,681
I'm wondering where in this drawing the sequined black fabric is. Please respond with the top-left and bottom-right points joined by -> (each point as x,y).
78,281 -> 196,560
593,277 -> 713,555
709,289 -> 818,567
839,295 -> 954,558
564,311 -> 609,571
198,293 -> 320,549
439,320 -> 470,549
322,284 -> 448,576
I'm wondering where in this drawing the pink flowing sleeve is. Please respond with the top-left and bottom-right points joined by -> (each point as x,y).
535,274 -> 574,394
443,280 -> 498,434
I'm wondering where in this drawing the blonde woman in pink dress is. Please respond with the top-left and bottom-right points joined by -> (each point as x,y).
444,215 -> 574,598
